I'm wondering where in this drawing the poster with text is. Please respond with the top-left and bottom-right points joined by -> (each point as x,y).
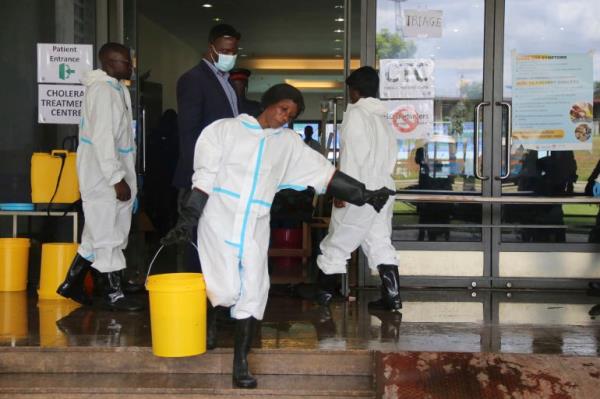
380,59 -> 435,99
512,52 -> 594,151
386,100 -> 434,140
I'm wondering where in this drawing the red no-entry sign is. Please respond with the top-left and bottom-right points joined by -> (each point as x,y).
391,106 -> 419,133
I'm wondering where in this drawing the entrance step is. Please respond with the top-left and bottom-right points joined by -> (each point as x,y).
0,347 -> 373,376
0,347 -> 375,398
0,373 -> 374,398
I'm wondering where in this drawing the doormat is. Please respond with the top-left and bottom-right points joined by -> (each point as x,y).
375,351 -> 600,399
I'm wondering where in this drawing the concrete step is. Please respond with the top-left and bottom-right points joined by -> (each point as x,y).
0,347 -> 373,376
0,373 -> 374,398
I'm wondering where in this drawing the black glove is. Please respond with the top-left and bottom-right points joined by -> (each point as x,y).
326,171 -> 395,213
161,189 -> 209,245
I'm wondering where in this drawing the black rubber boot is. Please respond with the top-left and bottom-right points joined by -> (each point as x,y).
315,271 -> 337,306
587,281 -> 600,297
119,269 -> 145,294
368,264 -> 402,312
207,302 -> 218,350
369,308 -> 403,340
92,270 -> 145,311
589,304 -> 600,317
232,317 -> 257,389
56,254 -> 93,305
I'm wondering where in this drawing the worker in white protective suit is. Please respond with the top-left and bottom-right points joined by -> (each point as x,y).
161,83 -> 395,389
317,66 -> 401,312
57,42 -> 143,312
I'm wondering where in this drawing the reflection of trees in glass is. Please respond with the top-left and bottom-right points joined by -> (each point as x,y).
460,81 -> 483,100
595,81 -> 600,98
444,81 -> 481,179
376,29 -> 417,58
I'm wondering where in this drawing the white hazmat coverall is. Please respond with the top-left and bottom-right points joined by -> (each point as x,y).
77,69 -> 137,273
317,97 -> 398,274
193,114 -> 336,320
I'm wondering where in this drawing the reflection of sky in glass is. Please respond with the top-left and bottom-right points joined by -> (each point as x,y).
376,0 -> 484,98
504,0 -> 600,98
377,0 -> 600,99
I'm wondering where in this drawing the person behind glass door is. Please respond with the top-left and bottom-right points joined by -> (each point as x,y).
584,158 -> 600,300
145,109 -> 179,236
414,146 -> 452,241
534,151 -> 577,242
303,125 -> 324,153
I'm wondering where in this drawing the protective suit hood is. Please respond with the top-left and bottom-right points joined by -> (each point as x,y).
348,97 -> 388,116
80,69 -> 114,87
237,113 -> 283,136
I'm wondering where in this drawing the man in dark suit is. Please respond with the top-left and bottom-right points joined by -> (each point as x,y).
173,24 -> 241,201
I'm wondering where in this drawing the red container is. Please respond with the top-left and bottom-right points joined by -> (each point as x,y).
271,228 -> 303,270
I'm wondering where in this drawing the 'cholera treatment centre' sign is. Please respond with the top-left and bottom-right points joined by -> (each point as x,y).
37,43 -> 92,124
38,84 -> 85,124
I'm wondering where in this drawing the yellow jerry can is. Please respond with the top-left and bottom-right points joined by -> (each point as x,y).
31,150 -> 80,204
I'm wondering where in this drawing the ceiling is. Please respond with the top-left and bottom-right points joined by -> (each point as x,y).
138,0 -> 361,58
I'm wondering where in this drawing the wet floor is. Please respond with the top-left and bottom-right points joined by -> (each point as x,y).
2,287 -> 600,357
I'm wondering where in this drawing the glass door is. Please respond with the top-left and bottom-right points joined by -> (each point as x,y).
493,0 -> 600,287
368,0 -> 600,288
368,0 -> 493,287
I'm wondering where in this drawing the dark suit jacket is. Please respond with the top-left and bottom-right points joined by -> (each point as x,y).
172,60 -> 235,188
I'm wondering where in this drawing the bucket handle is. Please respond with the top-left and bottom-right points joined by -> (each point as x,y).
145,241 -> 200,287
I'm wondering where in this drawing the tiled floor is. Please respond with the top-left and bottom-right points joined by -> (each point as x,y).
2,287 -> 600,356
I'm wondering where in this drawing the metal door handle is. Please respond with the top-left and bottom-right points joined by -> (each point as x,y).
495,101 -> 512,180
474,101 -> 490,180
142,108 -> 147,173
332,99 -> 338,167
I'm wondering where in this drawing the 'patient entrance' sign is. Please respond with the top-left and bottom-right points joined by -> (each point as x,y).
37,43 -> 93,124
37,43 -> 93,84
38,84 -> 85,124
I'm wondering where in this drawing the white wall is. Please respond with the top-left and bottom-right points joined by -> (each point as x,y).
138,14 -> 201,110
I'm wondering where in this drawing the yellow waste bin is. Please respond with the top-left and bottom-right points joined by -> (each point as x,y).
38,243 -> 78,300
0,291 -> 28,343
146,272 -> 206,357
0,238 -> 31,291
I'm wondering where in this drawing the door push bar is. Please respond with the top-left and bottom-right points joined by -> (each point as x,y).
473,101 -> 514,181
495,101 -> 512,181
473,101 -> 490,180
393,193 -> 600,205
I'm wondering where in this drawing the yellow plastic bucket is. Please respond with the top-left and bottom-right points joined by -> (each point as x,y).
146,272 -> 206,357
38,243 -> 78,300
0,238 -> 31,291
0,291 -> 28,343
37,299 -> 80,347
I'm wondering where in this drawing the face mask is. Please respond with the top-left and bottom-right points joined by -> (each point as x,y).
212,46 -> 237,72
